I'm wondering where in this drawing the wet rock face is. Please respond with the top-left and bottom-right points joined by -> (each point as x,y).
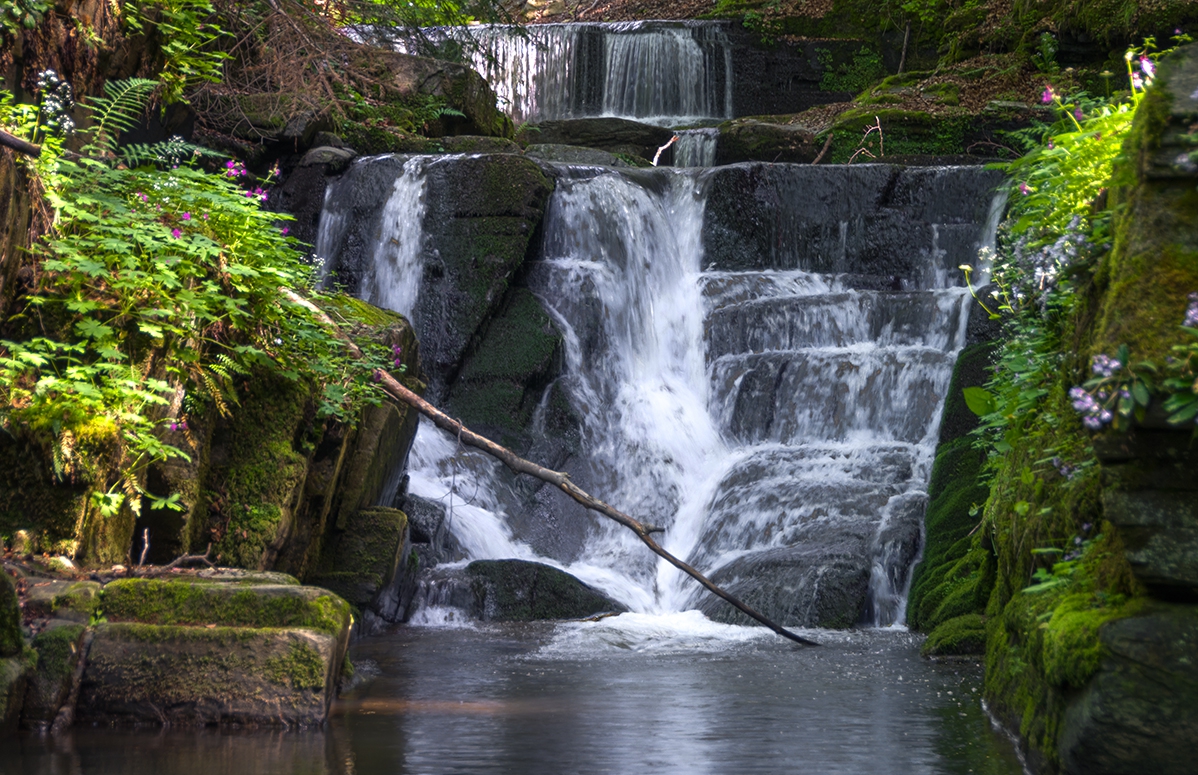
701,163 -> 1006,281
523,118 -> 675,161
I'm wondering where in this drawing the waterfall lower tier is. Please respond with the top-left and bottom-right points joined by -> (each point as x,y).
384,22 -> 733,125
317,156 -> 1005,628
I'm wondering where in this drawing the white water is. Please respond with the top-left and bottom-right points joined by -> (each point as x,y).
391,23 -> 732,125
357,157 -> 430,319
674,128 -> 719,167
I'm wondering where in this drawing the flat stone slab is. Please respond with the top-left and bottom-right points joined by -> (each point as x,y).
21,580 -> 101,622
79,623 -> 341,727
102,579 -> 351,636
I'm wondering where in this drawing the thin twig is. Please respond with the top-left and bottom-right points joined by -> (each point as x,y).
283,290 -> 818,646
812,134 -> 834,165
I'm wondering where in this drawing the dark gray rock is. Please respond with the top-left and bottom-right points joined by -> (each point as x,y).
1103,490 -> 1198,590
1060,604 -> 1198,775
700,163 -> 1006,282
525,144 -> 631,167
523,118 -> 674,161
465,560 -> 625,621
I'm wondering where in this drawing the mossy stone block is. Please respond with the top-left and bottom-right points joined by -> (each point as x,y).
0,573 -> 20,658
307,507 -> 408,608
101,579 -> 351,637
466,559 -> 625,621
1,654 -> 31,734
78,623 -> 341,727
21,580 -> 102,623
921,613 -> 986,657
23,623 -> 86,727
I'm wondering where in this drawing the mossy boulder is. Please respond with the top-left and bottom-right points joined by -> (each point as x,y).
465,560 -> 625,621
416,155 -> 555,392
524,143 -> 632,167
78,623 -> 342,727
0,572 -> 21,658
520,118 -> 674,162
1,654 -> 31,734
21,580 -> 101,624
22,623 -> 86,729
921,613 -> 986,657
714,119 -> 820,165
306,506 -> 409,614
447,288 -> 563,442
1059,603 -> 1198,775
102,578 -> 351,637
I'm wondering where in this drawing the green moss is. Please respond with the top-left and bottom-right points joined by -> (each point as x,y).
922,613 -> 987,657
24,624 -> 85,723
825,108 -> 970,162
0,573 -> 22,659
306,506 -> 407,607
448,288 -> 562,436
265,641 -> 325,690
102,578 -> 351,636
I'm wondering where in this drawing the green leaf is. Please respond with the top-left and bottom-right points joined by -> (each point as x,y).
1132,381 -> 1150,406
963,386 -> 996,417
75,319 -> 114,341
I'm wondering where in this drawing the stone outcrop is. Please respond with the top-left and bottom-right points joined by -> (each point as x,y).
413,560 -> 625,622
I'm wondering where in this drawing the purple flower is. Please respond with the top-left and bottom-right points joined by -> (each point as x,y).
1074,107 -> 1083,120
1019,181 -> 1031,195
1184,291 -> 1198,327
202,213 -> 209,220
373,372 -> 382,382
280,226 -> 290,236
1141,57 -> 1156,79
393,358 -> 401,368
1047,140 -> 1054,149
182,212 -> 191,221
1082,522 -> 1092,532
1092,354 -> 1122,377
391,344 -> 402,355
169,422 -> 178,432
1041,86 -> 1056,104
1132,73 -> 1144,90
171,228 -> 182,238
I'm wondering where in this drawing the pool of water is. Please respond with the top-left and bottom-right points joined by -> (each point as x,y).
3,613 -> 1025,775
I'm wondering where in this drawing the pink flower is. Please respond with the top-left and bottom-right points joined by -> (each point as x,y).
171,228 -> 182,238
1041,86 -> 1056,104
1074,108 -> 1083,120
1141,57 -> 1156,78
1047,140 -> 1055,149
182,212 -> 191,221
280,226 -> 290,235
1019,182 -> 1031,195
202,213 -> 209,220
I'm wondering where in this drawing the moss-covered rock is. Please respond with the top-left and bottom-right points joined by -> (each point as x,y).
78,623 -> 342,727
1,653 -> 32,734
0,572 -> 21,658
416,155 -> 556,391
22,623 -> 86,728
21,580 -> 101,624
466,560 -> 626,621
714,118 -> 820,165
922,613 -> 987,657
306,506 -> 408,612
102,578 -> 351,637
448,288 -> 563,442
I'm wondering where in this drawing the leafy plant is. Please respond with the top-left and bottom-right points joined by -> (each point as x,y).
0,79 -> 398,518
124,0 -> 231,105
0,0 -> 50,40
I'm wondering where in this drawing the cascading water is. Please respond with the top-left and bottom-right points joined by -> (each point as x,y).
385,22 -> 733,125
320,155 -> 1004,629
674,128 -> 719,167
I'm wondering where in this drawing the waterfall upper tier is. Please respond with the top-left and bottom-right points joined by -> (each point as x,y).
316,154 -> 1005,629
381,21 -> 733,125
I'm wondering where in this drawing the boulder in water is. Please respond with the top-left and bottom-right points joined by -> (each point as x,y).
467,560 -> 625,621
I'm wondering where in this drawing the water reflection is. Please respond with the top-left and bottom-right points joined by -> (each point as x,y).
2,621 -> 1023,775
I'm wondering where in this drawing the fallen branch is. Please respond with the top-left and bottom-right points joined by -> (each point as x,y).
0,129 -> 42,158
811,133 -> 834,165
285,290 -> 819,646
136,544 -> 216,577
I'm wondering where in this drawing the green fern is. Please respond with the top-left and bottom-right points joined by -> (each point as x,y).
83,78 -> 158,154
119,137 -> 223,168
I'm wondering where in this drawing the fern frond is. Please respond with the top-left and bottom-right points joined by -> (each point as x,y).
119,138 -> 224,169
84,78 -> 158,153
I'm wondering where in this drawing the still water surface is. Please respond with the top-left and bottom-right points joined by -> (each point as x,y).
3,613 -> 1024,775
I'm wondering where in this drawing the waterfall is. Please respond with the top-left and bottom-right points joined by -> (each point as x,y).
386,22 -> 733,125
674,128 -> 719,167
323,156 -> 1004,628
